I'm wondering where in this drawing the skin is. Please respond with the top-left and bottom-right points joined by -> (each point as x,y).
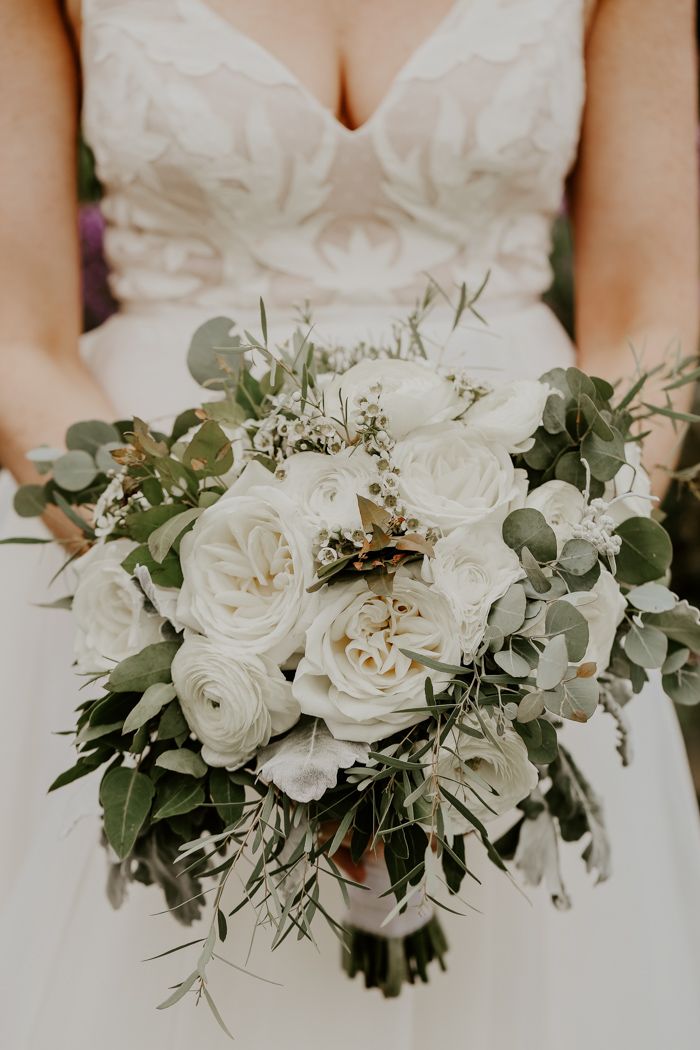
0,0 -> 697,862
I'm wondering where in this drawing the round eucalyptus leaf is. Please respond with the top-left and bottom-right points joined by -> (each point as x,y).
493,650 -> 531,678
517,690 -> 546,724
626,582 -> 676,614
615,517 -> 673,585
581,428 -> 626,483
53,450 -> 98,492
66,419 -> 122,455
624,624 -> 669,669
187,316 -> 243,390
487,583 -> 527,636
536,634 -> 569,690
554,451 -> 588,491
502,508 -> 557,563
545,601 -> 589,663
558,539 -> 598,577
662,667 -> 700,706
662,647 -> 690,676
565,367 -> 598,401
523,429 -> 569,470
25,446 -> 63,464
13,484 -> 47,518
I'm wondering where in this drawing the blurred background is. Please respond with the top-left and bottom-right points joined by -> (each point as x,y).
77,125 -> 700,798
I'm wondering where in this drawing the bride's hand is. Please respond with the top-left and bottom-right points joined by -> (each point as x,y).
318,823 -> 384,883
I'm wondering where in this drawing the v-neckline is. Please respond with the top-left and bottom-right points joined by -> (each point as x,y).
182,0 -> 464,138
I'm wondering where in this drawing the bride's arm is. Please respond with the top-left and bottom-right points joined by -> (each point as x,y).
0,1 -> 114,523
571,0 -> 698,496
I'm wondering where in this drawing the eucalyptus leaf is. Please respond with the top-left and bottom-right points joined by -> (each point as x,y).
53,450 -> 98,492
624,623 -> 669,669
66,420 -> 122,455
581,428 -> 626,483
615,517 -> 673,585
108,640 -> 180,693
517,690 -> 546,724
152,776 -> 205,821
156,749 -> 207,778
662,667 -> 700,706
626,583 -> 676,614
187,316 -> 243,390
493,650 -> 531,678
487,583 -> 527,636
557,539 -> 598,577
502,509 -> 557,563
13,484 -> 48,518
122,683 -> 177,735
537,634 -> 569,690
544,601 -> 589,662
645,601 -> 700,651
99,767 -> 154,860
148,507 -> 203,564
661,647 -> 690,675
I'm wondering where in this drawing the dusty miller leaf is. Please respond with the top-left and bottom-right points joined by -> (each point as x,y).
257,720 -> 369,802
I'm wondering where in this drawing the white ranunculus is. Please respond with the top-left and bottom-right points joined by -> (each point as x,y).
278,448 -> 379,532
292,570 -> 461,742
433,721 -> 538,831
605,442 -> 654,526
522,567 -> 626,673
392,422 -> 527,533
525,480 -> 587,553
423,523 -> 523,660
324,358 -> 466,440
176,463 -> 317,664
73,539 -> 165,673
464,379 -> 550,453
171,634 -> 299,768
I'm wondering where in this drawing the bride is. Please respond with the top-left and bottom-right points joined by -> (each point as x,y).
1,1 -> 700,1047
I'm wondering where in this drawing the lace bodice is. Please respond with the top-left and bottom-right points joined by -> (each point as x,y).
82,0 -> 585,314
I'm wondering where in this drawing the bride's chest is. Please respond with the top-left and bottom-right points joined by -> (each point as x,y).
81,0 -> 586,230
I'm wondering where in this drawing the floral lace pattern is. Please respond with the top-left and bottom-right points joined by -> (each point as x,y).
82,0 -> 585,312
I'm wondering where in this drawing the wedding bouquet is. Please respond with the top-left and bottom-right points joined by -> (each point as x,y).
9,288 -> 700,1035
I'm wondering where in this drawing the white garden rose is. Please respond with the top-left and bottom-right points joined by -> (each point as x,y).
433,722 -> 538,831
73,539 -> 165,673
465,379 -> 550,453
525,480 -> 587,553
605,441 -> 654,526
176,463 -> 317,664
292,569 -> 461,742
423,522 -> 523,660
522,567 -> 626,673
171,634 -> 299,768
324,358 -> 466,440
392,422 -> 527,533
278,448 -> 379,532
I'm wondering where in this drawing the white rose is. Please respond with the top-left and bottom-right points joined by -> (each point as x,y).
278,448 -> 379,532
525,480 -> 587,553
423,523 -> 523,660
292,570 -> 461,742
433,721 -> 538,832
171,634 -> 299,768
73,539 -> 165,673
465,379 -> 550,453
392,422 -> 527,533
522,567 -> 626,673
324,358 -> 466,440
605,442 -> 653,526
176,463 -> 317,664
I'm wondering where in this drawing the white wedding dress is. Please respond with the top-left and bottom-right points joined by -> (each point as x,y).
2,1 -> 700,1047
